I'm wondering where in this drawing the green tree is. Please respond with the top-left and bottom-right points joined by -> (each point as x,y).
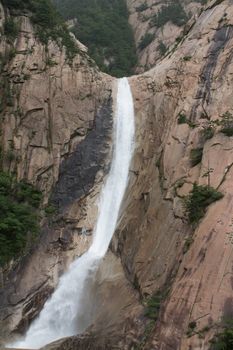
52,0 -> 137,77
0,172 -> 42,266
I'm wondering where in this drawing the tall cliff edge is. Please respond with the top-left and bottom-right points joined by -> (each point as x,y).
1,0 -> 233,349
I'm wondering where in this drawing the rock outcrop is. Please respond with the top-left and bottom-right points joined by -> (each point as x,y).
126,0 -> 204,72
1,0 -> 233,349
0,2 -> 114,343
119,1 -> 233,348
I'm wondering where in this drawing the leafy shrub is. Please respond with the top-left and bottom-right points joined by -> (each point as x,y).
220,111 -> 233,137
190,148 -> 203,167
138,33 -> 154,51
201,125 -> 215,141
158,41 -> 167,56
188,321 -> 197,330
185,183 -> 223,224
1,0 -> 32,10
186,321 -> 197,337
150,2 -> 188,28
178,113 -> 187,124
45,204 -> 57,216
5,150 -> 15,162
136,2 -> 148,12
0,172 -> 42,266
177,113 -> 196,127
144,292 -> 163,320
183,55 -> 192,61
210,321 -> 233,349
4,18 -> 19,41
183,236 -> 194,254
195,0 -> 208,4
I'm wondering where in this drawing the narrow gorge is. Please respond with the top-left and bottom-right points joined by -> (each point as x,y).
7,78 -> 135,349
0,1 -> 233,350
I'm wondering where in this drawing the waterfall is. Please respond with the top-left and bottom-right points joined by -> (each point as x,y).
8,77 -> 135,349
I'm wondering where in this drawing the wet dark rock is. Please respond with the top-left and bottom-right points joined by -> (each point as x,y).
51,98 -> 113,210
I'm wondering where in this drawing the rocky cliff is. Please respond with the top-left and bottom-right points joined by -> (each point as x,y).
0,1 -> 114,342
126,0 -> 204,72
1,0 -> 233,349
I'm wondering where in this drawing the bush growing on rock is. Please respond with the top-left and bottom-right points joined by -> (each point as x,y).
210,321 -> 233,349
144,291 -> 163,320
138,33 -> 155,51
158,41 -> 167,56
185,183 -> 223,224
150,2 -> 188,28
0,172 -> 42,266
177,113 -> 187,124
136,2 -> 148,12
2,0 -> 78,60
4,18 -> 19,41
220,111 -> 233,137
200,124 -> 216,141
190,148 -> 203,167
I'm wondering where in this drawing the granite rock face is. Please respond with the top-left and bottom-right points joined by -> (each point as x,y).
1,1 -> 233,350
126,0 -> 204,72
0,4 -> 114,343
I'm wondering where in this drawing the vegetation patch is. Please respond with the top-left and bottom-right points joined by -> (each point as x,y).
220,111 -> 233,137
195,0 -> 208,4
190,148 -> 203,167
177,113 -> 188,124
183,55 -> 192,61
200,124 -> 215,141
144,292 -> 163,320
177,113 -> 196,127
2,0 -> 79,60
136,2 -> 148,12
45,204 -> 57,216
138,33 -> 154,51
210,321 -> 233,349
186,321 -> 211,339
4,18 -> 19,42
185,183 -> 223,224
135,320 -> 156,350
52,0 -> 137,77
150,2 -> 188,28
0,77 -> 15,114
0,172 -> 42,267
187,321 -> 197,337
183,236 -> 194,254
158,41 -> 167,56
135,289 -> 169,348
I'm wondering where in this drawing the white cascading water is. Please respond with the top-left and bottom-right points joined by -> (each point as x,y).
8,77 -> 135,349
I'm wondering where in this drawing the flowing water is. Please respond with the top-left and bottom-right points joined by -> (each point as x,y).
8,77 -> 135,349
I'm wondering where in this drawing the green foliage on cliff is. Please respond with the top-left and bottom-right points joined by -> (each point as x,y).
150,2 -> 188,28
1,0 -> 31,10
158,41 -> 167,56
2,0 -> 78,60
136,2 -> 148,12
195,0 -> 208,4
185,183 -> 223,224
52,0 -> 137,77
138,33 -> 154,51
210,321 -> 233,350
0,172 -> 42,267
144,292 -> 162,320
190,147 -> 203,167
4,18 -> 19,41
220,111 -> 233,137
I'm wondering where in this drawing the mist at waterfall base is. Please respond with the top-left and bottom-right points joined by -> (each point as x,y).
8,78 -> 135,349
